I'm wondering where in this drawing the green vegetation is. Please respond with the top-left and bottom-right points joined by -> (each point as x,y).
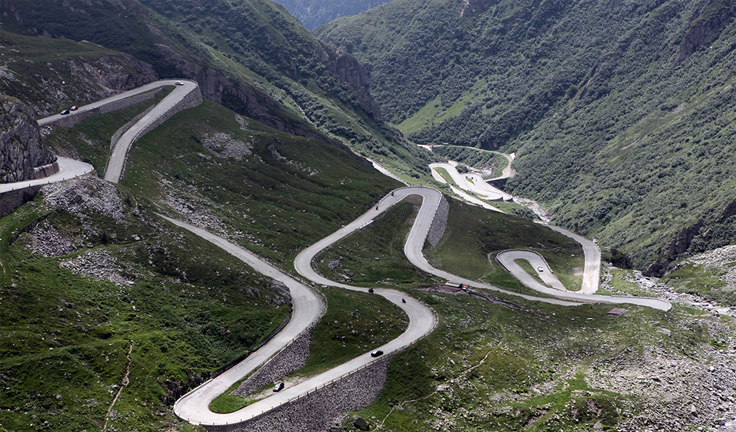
428,198 -> 584,293
121,99 -> 400,266
1,0 -> 438,183
432,145 -> 509,179
300,287 -> 407,375
315,200 -> 439,288
0,189 -> 288,431
45,87 -> 173,172
273,0 -> 394,31
336,290 -> 717,431
606,269 -> 656,298
318,0 -> 736,269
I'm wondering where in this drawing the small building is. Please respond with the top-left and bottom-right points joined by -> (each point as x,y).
607,308 -> 626,316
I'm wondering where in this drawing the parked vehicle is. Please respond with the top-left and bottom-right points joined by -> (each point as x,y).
371,350 -> 383,357
273,381 -> 284,392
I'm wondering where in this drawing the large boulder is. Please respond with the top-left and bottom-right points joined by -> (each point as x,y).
0,96 -> 56,183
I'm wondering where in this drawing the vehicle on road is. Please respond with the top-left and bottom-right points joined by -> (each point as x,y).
368,288 -> 374,293
175,81 -> 184,85
70,106 -> 79,111
60,109 -> 70,115
273,382 -> 284,392
537,266 -> 544,272
402,298 -> 406,303
371,350 -> 383,357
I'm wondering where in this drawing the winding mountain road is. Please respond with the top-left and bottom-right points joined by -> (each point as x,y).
18,80 -> 672,427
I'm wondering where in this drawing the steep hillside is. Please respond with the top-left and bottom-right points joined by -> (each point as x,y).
1,0 -> 435,181
318,0 -> 736,270
272,0 -> 394,31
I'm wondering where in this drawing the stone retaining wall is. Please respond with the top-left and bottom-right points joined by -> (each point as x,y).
426,194 -> 449,251
0,185 -> 41,217
43,88 -> 163,128
231,324 -> 314,396
207,355 -> 391,432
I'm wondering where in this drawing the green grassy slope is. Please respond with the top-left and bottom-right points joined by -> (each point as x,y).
0,185 -> 289,432
120,99 -> 402,266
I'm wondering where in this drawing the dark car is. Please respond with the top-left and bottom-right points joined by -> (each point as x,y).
273,381 -> 284,392
60,109 -> 70,115
371,350 -> 383,357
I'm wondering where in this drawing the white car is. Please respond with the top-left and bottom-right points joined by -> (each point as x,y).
175,81 -> 184,86
537,266 -> 544,272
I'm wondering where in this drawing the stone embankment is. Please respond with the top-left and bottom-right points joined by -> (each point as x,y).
208,355 -> 391,432
41,88 -> 164,129
426,194 -> 449,251
232,325 -> 315,397
0,185 -> 40,217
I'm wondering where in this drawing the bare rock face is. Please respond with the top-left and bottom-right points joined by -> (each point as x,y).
0,96 -> 56,183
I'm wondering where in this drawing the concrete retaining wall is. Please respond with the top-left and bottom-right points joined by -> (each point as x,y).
110,105 -> 156,150
426,194 -> 449,251
207,355 -> 391,432
33,161 -> 59,179
43,89 -> 163,128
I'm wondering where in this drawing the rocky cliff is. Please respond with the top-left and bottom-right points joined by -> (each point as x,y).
0,96 -> 56,183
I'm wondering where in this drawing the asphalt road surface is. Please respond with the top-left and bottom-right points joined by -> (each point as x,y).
0,157 -> 93,193
21,81 -> 672,426
104,80 -> 199,183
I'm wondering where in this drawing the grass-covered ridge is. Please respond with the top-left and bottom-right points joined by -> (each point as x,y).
123,99 -> 402,266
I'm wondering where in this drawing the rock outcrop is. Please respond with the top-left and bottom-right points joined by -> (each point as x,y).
0,96 -> 56,183
315,44 -> 382,119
